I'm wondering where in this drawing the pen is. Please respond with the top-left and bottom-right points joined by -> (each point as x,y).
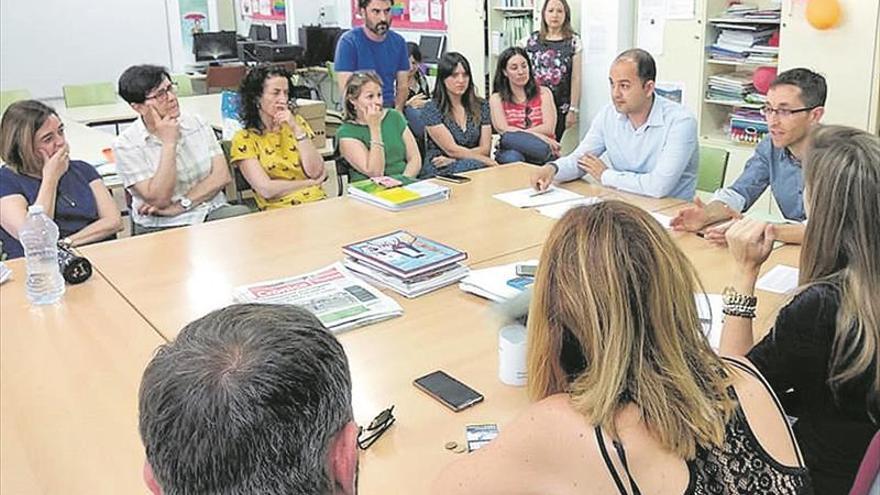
529,188 -> 552,197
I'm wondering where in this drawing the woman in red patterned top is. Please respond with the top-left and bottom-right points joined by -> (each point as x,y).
489,47 -> 560,165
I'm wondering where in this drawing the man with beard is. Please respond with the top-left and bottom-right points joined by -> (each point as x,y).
530,49 -> 699,200
335,0 -> 410,111
671,68 -> 826,245
139,304 -> 359,494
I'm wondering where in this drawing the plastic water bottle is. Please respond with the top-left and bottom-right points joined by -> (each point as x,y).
21,205 -> 65,305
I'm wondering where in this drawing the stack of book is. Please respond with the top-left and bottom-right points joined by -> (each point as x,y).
459,261 -> 537,302
709,25 -> 779,65
342,230 -> 469,298
348,175 -> 450,212
729,108 -> 769,145
707,71 -> 756,104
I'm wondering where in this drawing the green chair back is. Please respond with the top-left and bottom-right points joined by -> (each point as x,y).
170,74 -> 194,97
1,89 -> 32,116
697,146 -> 730,193
62,82 -> 117,108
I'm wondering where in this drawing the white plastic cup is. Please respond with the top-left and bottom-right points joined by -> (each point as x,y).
498,323 -> 528,386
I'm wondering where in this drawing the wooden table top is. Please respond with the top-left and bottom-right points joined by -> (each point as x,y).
2,163 -> 798,493
0,259 -> 163,494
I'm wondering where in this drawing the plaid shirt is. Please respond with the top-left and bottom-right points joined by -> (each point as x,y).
114,113 -> 228,228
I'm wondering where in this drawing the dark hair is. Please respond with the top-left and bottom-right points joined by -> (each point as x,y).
118,64 -> 172,104
435,52 -> 483,126
0,100 -> 58,175
358,0 -> 390,8
493,46 -> 539,103
238,65 -> 296,132
539,0 -> 575,41
614,49 -> 657,84
407,41 -> 422,63
139,304 -> 353,494
770,68 -> 827,108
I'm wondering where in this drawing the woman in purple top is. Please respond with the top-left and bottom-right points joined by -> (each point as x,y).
0,100 -> 122,259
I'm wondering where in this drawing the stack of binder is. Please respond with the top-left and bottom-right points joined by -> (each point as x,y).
342,230 -> 469,298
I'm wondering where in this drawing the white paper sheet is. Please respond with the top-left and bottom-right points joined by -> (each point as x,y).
493,187 -> 584,209
650,212 -> 673,229
666,0 -> 695,19
637,0 -> 667,55
695,293 -> 724,350
536,197 -> 603,219
430,0 -> 442,20
756,265 -> 799,294
410,0 -> 429,23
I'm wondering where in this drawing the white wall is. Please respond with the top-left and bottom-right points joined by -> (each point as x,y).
0,0 -> 176,99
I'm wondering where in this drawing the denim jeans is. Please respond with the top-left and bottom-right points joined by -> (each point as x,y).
419,154 -> 485,179
404,106 -> 427,140
495,131 -> 553,165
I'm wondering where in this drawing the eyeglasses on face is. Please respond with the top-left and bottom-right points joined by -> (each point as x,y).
146,82 -> 179,102
357,405 -> 395,450
759,105 -> 817,119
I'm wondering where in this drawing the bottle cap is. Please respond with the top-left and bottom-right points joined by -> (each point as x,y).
27,204 -> 44,214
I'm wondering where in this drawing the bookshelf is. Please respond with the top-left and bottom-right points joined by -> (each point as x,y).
485,0 -> 539,95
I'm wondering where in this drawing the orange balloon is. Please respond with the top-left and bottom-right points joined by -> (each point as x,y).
806,0 -> 842,30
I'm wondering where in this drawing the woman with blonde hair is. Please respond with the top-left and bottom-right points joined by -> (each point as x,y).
723,125 -> 879,494
0,100 -> 122,259
433,201 -> 812,494
337,71 -> 421,182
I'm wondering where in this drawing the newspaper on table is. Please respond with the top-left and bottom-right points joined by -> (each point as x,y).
232,262 -> 403,333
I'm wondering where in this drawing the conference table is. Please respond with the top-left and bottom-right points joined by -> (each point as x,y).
1,163 -> 800,493
0,258 -> 165,494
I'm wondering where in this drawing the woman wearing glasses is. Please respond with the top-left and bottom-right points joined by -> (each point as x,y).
338,71 -> 422,182
230,65 -> 327,210
722,125 -> 879,495
0,100 -> 122,259
671,68 -> 826,245
489,47 -> 559,165
433,201 -> 812,494
419,52 -> 496,178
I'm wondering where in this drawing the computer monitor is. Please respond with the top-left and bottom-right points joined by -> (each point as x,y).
249,24 -> 273,42
419,35 -> 445,64
299,26 -> 344,67
193,31 -> 239,63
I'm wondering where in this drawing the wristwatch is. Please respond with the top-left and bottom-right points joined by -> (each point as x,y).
179,196 -> 193,211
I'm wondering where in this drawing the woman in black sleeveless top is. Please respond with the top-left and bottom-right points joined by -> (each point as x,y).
723,126 -> 879,494
432,201 -> 812,494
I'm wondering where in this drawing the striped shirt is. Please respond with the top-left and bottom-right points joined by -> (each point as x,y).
501,94 -> 552,138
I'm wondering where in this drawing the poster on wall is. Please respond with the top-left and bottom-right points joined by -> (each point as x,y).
240,0 -> 286,23
351,0 -> 447,31
179,0 -> 210,61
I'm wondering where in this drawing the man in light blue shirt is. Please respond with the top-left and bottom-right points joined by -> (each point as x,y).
671,68 -> 826,245
335,0 -> 410,111
531,49 -> 698,200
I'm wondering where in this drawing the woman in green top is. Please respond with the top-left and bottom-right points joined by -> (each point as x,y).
338,71 -> 422,182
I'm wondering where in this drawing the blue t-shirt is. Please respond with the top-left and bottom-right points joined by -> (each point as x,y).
0,160 -> 102,259
334,27 -> 410,108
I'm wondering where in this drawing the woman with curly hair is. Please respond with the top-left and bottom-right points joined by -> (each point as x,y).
230,65 -> 326,210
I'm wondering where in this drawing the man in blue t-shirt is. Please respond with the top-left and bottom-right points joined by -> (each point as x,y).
335,0 -> 410,111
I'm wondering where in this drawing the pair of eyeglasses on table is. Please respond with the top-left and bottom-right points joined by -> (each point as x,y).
358,405 -> 396,450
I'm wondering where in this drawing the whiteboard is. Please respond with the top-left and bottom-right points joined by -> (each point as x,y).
0,0 -> 174,99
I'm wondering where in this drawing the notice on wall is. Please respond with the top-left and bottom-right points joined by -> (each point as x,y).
179,0 -> 210,62
666,0 -> 695,20
410,0 -> 429,23
637,0 -> 666,56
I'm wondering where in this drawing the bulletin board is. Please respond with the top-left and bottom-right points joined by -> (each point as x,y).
351,0 -> 447,31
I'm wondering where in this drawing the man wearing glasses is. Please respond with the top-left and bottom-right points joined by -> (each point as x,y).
114,65 -> 250,235
139,304 -> 361,494
671,68 -> 826,245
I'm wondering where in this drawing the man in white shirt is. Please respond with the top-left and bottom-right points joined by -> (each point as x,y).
531,49 -> 698,200
114,65 -> 250,234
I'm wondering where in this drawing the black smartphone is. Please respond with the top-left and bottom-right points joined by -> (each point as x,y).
413,370 -> 484,412
434,173 -> 471,184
